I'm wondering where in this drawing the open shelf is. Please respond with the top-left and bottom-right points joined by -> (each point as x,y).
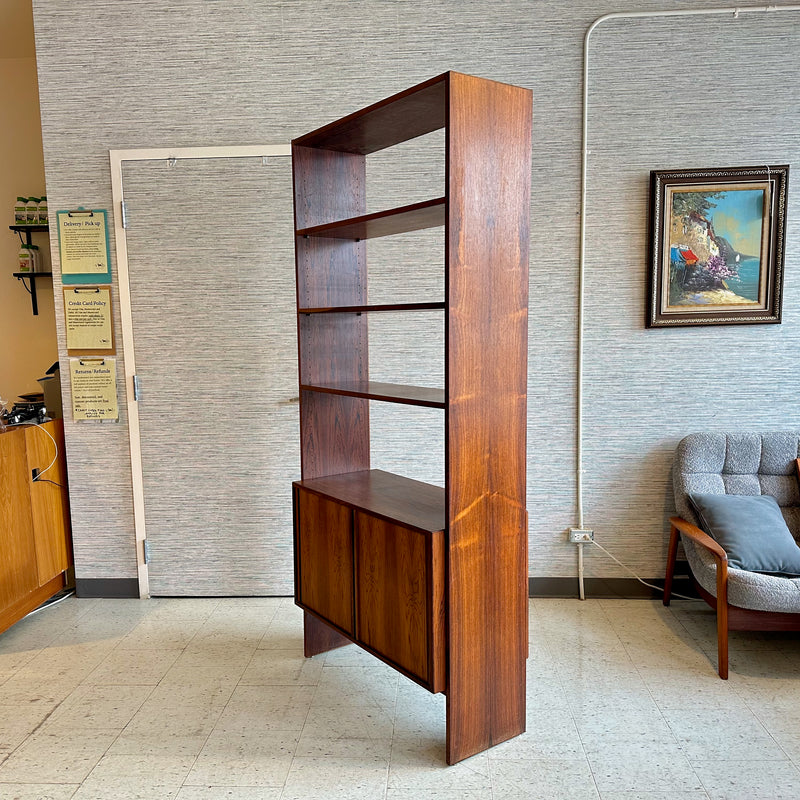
297,198 -> 445,241
299,302 -> 444,314
293,73 -> 447,154
10,224 -> 49,233
300,380 -> 444,408
294,469 -> 445,534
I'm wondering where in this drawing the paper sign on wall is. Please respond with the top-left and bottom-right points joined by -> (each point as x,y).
69,357 -> 118,421
58,208 -> 112,285
64,287 -> 115,354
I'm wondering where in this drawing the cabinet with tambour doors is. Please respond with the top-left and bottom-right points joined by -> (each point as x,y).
291,71 -> 531,764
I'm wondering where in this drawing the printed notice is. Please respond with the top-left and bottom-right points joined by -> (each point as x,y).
64,287 -> 114,353
70,358 -> 118,421
57,209 -> 112,284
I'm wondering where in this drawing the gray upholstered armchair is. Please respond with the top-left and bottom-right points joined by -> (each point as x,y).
664,432 -> 800,679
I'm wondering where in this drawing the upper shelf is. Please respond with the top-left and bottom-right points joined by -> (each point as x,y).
293,73 -> 448,154
297,198 -> 445,241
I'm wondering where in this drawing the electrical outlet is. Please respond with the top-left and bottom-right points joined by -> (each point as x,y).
31,468 -> 39,481
569,528 -> 594,543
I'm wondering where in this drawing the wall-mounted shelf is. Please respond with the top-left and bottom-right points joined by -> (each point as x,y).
9,225 -> 51,316
11,224 -> 49,234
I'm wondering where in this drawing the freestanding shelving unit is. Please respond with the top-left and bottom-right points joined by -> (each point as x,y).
291,71 -> 531,764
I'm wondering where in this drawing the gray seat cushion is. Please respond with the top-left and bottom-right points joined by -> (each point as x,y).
673,432 -> 800,613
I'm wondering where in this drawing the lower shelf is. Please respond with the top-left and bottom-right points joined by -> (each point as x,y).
293,470 -> 446,692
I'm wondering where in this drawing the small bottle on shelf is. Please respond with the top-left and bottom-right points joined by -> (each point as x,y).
18,243 -> 34,272
15,197 -> 28,224
27,197 -> 39,224
38,196 -> 48,225
29,243 -> 40,273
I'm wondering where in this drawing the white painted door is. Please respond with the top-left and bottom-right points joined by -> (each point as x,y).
121,154 -> 298,595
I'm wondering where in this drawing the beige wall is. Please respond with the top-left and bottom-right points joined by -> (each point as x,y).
0,53 -> 57,407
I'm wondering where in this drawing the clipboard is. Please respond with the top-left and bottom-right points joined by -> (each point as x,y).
69,357 -> 118,421
58,208 -> 112,285
63,287 -> 115,355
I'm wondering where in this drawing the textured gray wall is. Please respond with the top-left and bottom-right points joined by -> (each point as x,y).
32,0 -> 800,589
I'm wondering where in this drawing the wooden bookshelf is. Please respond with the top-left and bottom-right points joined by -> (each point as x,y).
291,70 -> 531,764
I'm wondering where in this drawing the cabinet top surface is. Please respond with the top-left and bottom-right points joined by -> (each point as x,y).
291,70 -> 530,155
294,469 -> 445,533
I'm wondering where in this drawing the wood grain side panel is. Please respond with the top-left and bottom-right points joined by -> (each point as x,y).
293,145 -> 370,481
299,391 -> 370,480
0,427 -> 38,609
25,420 -> 72,586
295,488 -> 354,635
445,72 -> 532,764
354,512 -> 430,684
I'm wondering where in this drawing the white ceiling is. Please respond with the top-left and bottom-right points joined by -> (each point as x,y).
0,0 -> 35,59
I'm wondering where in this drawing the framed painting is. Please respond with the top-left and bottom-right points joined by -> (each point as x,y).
647,165 -> 788,327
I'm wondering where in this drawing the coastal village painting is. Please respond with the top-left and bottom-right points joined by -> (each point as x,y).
666,184 -> 767,309
647,166 -> 788,327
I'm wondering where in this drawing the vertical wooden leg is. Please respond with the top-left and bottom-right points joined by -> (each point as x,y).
715,558 -> 729,680
663,524 -> 680,606
303,611 -> 350,658
717,606 -> 729,680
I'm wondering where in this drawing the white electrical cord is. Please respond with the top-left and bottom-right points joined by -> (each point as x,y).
588,537 -> 700,602
9,420 -> 59,482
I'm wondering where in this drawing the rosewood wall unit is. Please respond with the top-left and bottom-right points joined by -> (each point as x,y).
291,71 -> 531,764
0,420 -> 73,635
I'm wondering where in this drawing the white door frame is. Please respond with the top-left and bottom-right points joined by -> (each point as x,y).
109,144 -> 292,598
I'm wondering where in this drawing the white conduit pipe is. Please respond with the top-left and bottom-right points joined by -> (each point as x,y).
575,4 -> 800,597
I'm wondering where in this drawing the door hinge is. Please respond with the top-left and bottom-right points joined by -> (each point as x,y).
143,539 -> 151,564
121,200 -> 129,229
132,374 -> 141,401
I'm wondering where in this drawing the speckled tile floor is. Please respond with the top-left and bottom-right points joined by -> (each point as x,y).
1,595 -> 800,799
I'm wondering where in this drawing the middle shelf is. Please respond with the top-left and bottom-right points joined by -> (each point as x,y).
300,380 -> 444,408
297,197 -> 445,240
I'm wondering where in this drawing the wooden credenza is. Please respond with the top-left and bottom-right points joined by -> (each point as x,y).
0,419 -> 72,634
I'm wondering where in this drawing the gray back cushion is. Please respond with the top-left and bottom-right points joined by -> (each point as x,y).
673,432 -> 800,540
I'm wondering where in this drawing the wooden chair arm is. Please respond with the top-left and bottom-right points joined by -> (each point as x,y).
669,516 -> 728,565
669,515 -> 731,679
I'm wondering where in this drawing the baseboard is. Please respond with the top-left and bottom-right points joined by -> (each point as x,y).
74,576 -> 695,601
75,578 -> 140,598
529,563 -> 696,599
